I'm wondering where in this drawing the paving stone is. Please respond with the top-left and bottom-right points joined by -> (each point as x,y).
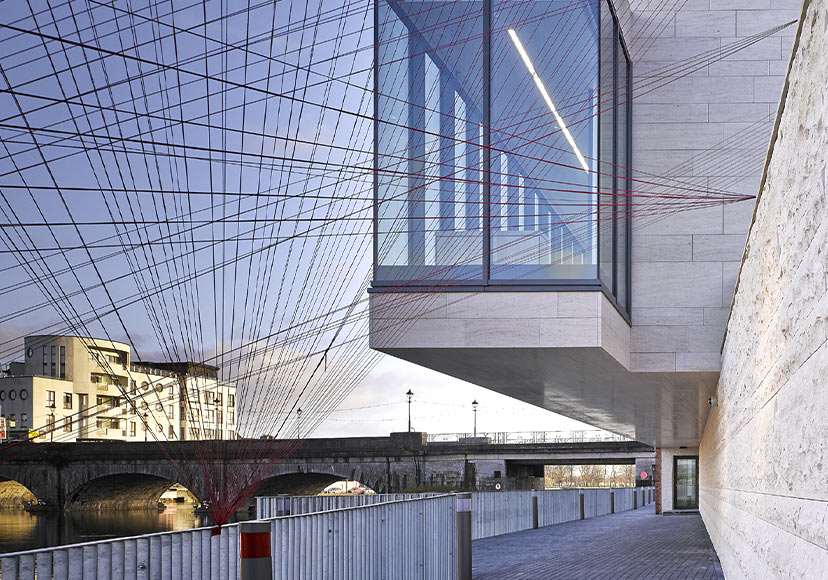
472,505 -> 724,580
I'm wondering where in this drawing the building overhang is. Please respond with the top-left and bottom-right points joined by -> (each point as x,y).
370,291 -> 717,448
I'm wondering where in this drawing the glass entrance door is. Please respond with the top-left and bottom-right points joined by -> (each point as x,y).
674,456 -> 699,510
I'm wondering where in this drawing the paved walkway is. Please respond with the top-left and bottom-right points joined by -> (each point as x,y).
472,505 -> 724,580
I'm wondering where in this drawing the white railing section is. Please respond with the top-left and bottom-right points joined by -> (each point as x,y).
471,487 -> 653,540
537,488 -> 581,528
256,493 -> 437,518
269,495 -> 456,580
0,524 -> 240,580
0,495 -> 456,580
0,488 -> 654,579
427,429 -> 631,444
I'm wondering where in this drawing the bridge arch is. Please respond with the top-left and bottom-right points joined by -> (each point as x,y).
66,473 -> 198,510
0,476 -> 36,508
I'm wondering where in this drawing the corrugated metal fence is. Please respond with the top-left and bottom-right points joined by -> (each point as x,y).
472,487 -> 653,540
0,488 -> 653,579
0,494 -> 455,580
257,493 -> 437,518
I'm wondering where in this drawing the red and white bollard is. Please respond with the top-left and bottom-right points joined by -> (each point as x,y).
240,521 -> 272,580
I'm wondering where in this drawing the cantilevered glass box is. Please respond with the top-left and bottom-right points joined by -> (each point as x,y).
373,0 -> 631,316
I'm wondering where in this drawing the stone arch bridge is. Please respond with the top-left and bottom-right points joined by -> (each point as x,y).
0,433 -> 653,510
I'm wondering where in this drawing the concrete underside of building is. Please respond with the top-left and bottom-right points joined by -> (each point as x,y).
370,0 -> 828,576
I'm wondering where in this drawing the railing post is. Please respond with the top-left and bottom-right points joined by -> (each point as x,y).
531,490 -> 539,529
578,491 -> 585,520
610,490 -> 615,514
275,494 -> 291,517
456,493 -> 472,580
240,521 -> 272,580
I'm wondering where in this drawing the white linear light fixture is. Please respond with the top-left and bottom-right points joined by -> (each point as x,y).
507,28 -> 590,172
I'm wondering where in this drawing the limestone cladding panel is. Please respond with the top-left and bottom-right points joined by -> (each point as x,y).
700,2 -> 828,577
628,0 -> 800,373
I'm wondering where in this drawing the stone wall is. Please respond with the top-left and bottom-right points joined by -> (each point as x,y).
699,1 -> 828,576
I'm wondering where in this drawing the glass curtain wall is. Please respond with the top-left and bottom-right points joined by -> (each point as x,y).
374,0 -> 631,316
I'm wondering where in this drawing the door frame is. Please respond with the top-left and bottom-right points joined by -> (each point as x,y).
673,455 -> 699,510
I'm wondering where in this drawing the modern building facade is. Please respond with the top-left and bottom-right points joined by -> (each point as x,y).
0,335 -> 237,442
369,0 -> 822,576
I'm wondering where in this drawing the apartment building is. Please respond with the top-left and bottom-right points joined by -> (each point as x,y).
0,335 -> 237,442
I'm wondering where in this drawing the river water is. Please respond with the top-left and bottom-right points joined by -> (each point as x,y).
0,507 -> 246,554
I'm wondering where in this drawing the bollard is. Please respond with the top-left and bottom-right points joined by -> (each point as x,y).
610,490 -> 614,514
456,493 -> 472,580
633,490 -> 638,510
275,494 -> 291,517
240,521 -> 272,580
578,491 -> 585,520
531,490 -> 539,529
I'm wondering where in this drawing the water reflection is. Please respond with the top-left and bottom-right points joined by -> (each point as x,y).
0,507 -> 252,554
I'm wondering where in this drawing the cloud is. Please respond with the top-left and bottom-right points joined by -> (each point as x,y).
311,354 -> 600,438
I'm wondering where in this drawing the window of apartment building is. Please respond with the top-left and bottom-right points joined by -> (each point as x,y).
46,390 -> 56,408
141,381 -> 149,391
190,428 -> 200,439
90,375 -> 101,384
50,345 -> 56,377
8,414 -> 15,427
42,345 -> 48,375
168,425 -> 175,438
155,382 -> 163,393
228,394 -> 235,408
63,393 -> 72,409
156,403 -> 163,412
59,346 -> 66,379
141,401 -> 148,410
20,413 -> 27,427
167,405 -> 174,419
130,422 -> 136,437
63,417 -> 72,433
228,411 -> 235,424
130,380 -> 137,395
216,410 -> 223,425
156,424 -> 163,433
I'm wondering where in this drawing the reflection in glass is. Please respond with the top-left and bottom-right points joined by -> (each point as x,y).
374,0 -> 631,315
675,457 -> 699,510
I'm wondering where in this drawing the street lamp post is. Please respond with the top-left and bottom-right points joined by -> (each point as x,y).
297,408 -> 303,439
406,390 -> 414,432
472,400 -> 478,438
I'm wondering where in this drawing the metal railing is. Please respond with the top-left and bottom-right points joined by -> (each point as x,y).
427,430 -> 631,444
257,493 -> 438,518
0,495 -> 456,580
0,488 -> 654,579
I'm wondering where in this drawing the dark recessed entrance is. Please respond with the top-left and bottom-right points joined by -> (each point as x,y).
674,456 -> 699,510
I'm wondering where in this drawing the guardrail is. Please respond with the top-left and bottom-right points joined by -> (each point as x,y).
0,488 -> 654,579
470,487 -> 652,540
0,523 -> 240,580
427,430 -> 631,444
0,494 -> 456,580
257,493 -> 437,518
